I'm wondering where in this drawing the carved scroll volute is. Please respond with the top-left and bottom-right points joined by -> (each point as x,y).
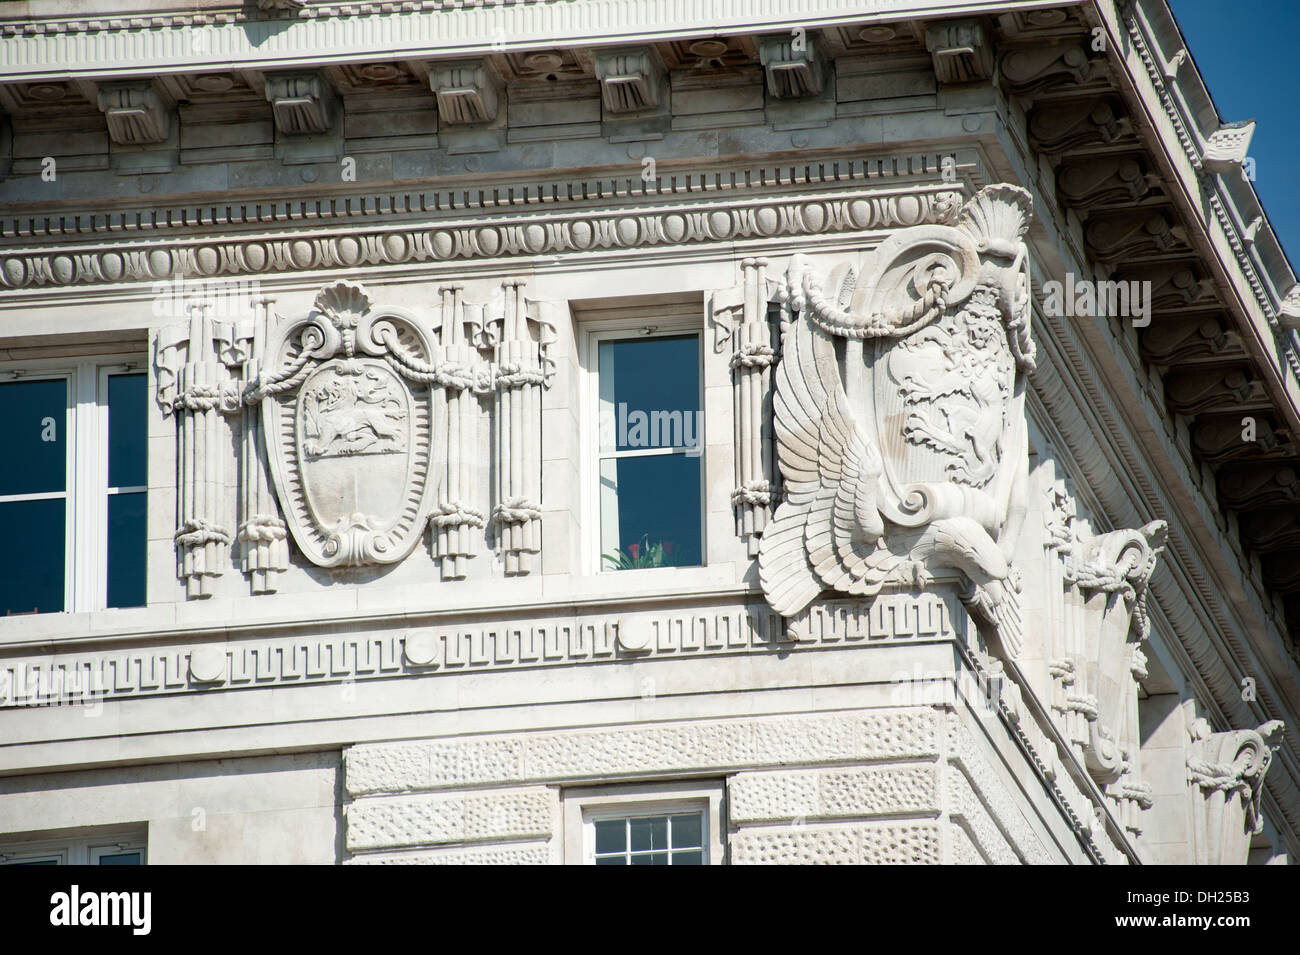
1045,475 -> 1165,833
431,284 -> 488,580
759,184 -> 1034,651
493,280 -> 545,575
238,298 -> 289,593
1187,719 -> 1284,865
166,306 -> 240,598
253,280 -> 441,568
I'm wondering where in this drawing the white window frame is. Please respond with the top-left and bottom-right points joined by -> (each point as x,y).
579,317 -> 706,576
562,780 -> 726,865
0,825 -> 147,865
0,354 -> 146,615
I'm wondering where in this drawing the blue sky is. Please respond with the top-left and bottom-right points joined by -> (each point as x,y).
1171,0 -> 1299,271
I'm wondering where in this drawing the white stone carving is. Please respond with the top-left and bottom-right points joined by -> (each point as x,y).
155,307 -> 242,597
759,185 -> 1035,649
253,280 -> 439,568
1187,718 -> 1284,865
713,257 -> 781,557
0,183 -> 963,290
492,281 -> 551,575
239,298 -> 290,594
431,284 -> 491,580
1201,119 -> 1255,175
1043,473 -> 1166,835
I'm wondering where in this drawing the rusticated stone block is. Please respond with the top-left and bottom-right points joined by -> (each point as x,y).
731,822 -> 941,865
347,843 -> 550,865
346,709 -> 946,797
728,764 -> 939,823
346,787 -> 555,852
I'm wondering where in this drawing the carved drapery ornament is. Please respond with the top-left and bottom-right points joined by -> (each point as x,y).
1187,718 -> 1284,864
759,184 -> 1034,652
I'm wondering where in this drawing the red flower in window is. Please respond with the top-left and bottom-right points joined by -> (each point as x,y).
627,543 -> 640,559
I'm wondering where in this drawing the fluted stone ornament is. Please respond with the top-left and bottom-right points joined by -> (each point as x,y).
254,281 -> 441,568
759,185 -> 1035,642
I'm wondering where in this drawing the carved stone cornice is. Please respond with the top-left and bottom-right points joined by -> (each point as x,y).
0,154 -> 950,243
0,182 -> 963,291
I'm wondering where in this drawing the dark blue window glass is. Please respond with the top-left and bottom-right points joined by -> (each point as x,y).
597,333 -> 703,570
598,336 -> 701,452
107,373 -> 147,489
0,498 -> 64,615
0,378 -> 66,496
97,851 -> 142,865
107,492 -> 146,609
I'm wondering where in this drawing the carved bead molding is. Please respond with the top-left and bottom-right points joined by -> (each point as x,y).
1043,471 -> 1167,836
153,278 -> 554,594
95,82 -> 171,146
1187,718 -> 1285,864
758,184 -> 1036,659
711,258 -> 783,557
0,185 -> 961,291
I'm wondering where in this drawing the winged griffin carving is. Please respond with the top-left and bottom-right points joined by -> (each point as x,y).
759,184 -> 1035,630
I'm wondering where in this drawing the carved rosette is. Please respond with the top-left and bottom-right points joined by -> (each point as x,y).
254,281 -> 441,568
1186,719 -> 1284,864
759,184 -> 1036,655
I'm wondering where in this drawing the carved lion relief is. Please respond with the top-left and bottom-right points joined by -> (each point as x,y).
759,184 -> 1035,640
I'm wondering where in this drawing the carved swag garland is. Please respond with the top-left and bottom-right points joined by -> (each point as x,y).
156,279 -> 553,593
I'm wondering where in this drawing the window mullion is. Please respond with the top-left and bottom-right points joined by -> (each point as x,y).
72,362 -> 104,612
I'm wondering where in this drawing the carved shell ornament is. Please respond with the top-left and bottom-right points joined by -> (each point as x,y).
760,185 -> 1037,619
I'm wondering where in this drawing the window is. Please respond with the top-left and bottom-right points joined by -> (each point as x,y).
592,330 -> 704,572
591,811 -> 706,865
0,360 -> 146,616
563,781 -> 725,865
0,828 -> 146,865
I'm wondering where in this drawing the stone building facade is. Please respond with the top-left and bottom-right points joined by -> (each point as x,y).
0,0 -> 1297,865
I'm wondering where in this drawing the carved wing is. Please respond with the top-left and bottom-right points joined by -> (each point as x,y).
759,307 -> 886,616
